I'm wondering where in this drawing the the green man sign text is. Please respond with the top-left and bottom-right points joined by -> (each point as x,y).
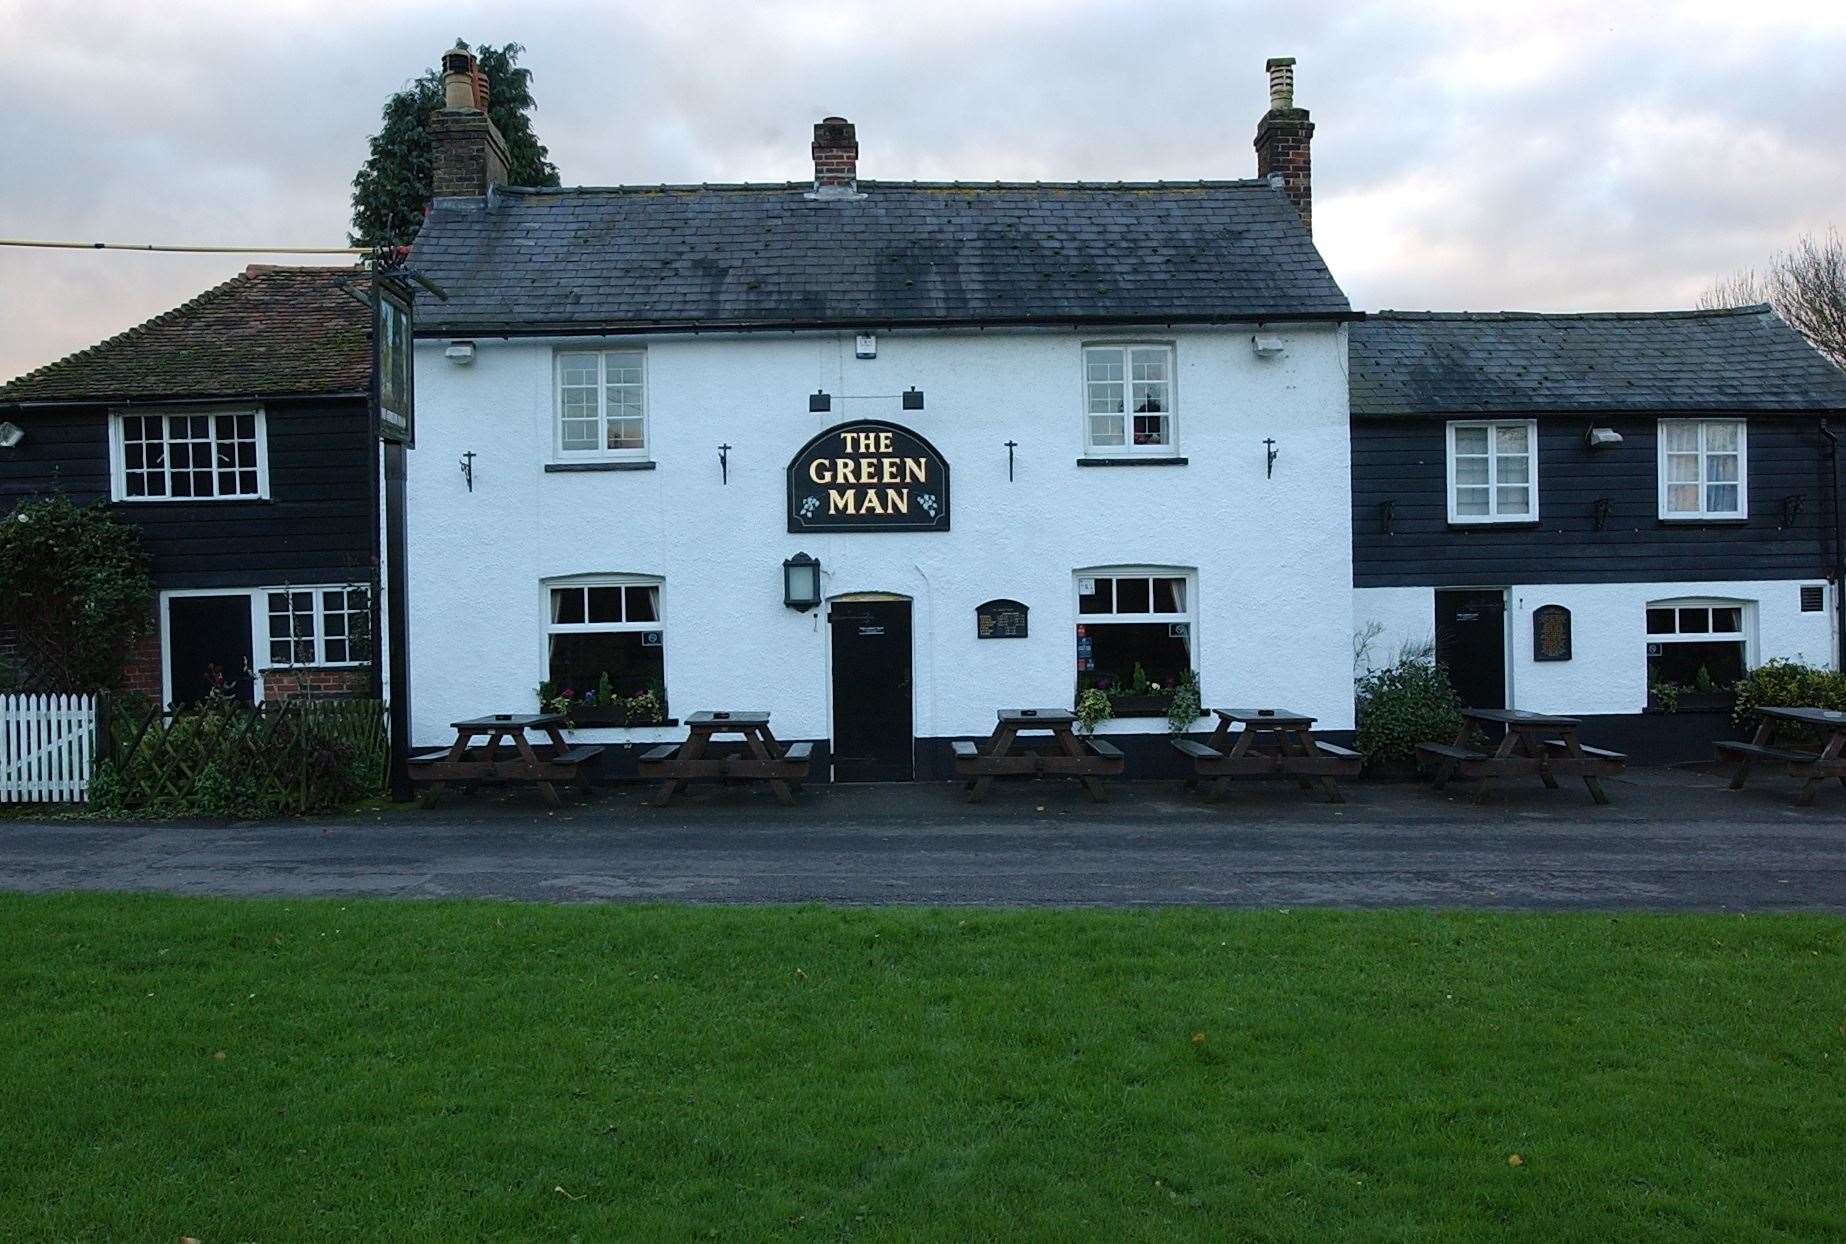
787,421 -> 950,532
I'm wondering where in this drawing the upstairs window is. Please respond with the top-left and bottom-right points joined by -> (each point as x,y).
555,350 -> 647,460
1084,345 -> 1174,454
112,408 -> 267,501
1446,420 -> 1535,522
1659,419 -> 1746,519
1646,599 -> 1748,691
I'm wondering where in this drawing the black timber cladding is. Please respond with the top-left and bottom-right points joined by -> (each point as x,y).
0,398 -> 375,590
408,180 -> 1352,335
1349,307 -> 1846,589
1352,415 -> 1835,588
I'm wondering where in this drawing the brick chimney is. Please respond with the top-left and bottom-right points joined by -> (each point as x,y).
429,46 -> 509,198
810,117 -> 860,198
1254,56 -> 1313,231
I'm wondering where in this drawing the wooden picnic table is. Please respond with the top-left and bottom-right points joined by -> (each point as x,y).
638,711 -> 812,806
1417,707 -> 1625,805
408,712 -> 603,807
1171,707 -> 1361,803
1717,705 -> 1846,805
952,708 -> 1125,803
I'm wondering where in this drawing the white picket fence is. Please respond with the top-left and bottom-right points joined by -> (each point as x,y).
1,693 -> 100,803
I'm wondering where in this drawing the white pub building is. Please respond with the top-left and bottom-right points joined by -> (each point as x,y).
405,54 -> 1358,779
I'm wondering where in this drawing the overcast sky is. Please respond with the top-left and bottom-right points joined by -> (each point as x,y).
2,0 -> 1841,381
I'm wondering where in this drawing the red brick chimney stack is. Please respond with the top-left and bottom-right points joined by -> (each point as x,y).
1254,56 -> 1314,232
429,46 -> 510,198
811,117 -> 860,198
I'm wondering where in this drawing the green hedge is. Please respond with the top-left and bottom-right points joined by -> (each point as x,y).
1731,659 -> 1846,731
1356,653 -> 1465,767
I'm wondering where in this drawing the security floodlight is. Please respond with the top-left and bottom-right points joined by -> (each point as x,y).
0,421 -> 23,449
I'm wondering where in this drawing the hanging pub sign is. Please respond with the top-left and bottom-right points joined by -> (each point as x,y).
1533,604 -> 1572,662
977,599 -> 1029,639
374,279 -> 415,445
787,420 -> 950,532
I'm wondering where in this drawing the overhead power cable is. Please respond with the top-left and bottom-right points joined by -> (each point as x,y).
0,238 -> 368,255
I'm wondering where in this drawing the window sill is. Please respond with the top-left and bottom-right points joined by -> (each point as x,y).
1446,520 -> 1541,530
1657,516 -> 1748,525
1077,456 -> 1188,468
544,460 -> 657,473
111,496 -> 272,505
561,713 -> 678,728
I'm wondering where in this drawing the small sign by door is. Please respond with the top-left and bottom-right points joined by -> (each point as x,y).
1532,605 -> 1572,662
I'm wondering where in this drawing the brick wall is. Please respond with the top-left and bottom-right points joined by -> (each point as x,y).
118,623 -> 163,701
429,109 -> 510,198
260,666 -> 373,702
1254,109 -> 1314,231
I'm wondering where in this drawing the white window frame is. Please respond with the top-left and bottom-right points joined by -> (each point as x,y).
1081,343 -> 1177,457
1445,419 -> 1537,524
1073,566 -> 1199,707
1657,419 -> 1747,520
264,585 -> 373,669
109,406 -> 270,502
539,573 -> 667,700
552,349 -> 649,463
1645,596 -> 1754,674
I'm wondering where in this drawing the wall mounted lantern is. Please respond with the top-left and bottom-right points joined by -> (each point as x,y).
0,421 -> 23,449
783,552 -> 822,611
902,386 -> 925,410
809,391 -> 832,413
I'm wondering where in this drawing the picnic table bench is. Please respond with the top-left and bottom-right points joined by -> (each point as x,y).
953,708 -> 1125,803
1717,706 -> 1846,805
638,711 -> 811,806
1173,708 -> 1360,803
1417,708 -> 1625,804
409,712 -> 603,807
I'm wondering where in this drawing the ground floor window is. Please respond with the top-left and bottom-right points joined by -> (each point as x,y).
266,586 -> 371,667
543,578 -> 668,724
1646,599 -> 1747,701
1075,569 -> 1195,715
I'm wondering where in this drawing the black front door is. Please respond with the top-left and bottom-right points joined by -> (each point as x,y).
829,599 -> 913,782
1434,589 -> 1507,712
167,595 -> 255,705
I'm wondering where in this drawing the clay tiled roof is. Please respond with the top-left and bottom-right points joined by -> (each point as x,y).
1350,306 -> 1846,416
409,180 -> 1352,335
0,265 -> 374,404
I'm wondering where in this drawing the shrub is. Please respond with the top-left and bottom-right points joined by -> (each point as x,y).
1356,651 -> 1464,767
1731,659 -> 1846,728
0,494 -> 153,690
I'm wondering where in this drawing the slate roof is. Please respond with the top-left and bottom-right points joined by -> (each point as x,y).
0,265 -> 373,404
408,180 -> 1352,335
1350,306 -> 1846,416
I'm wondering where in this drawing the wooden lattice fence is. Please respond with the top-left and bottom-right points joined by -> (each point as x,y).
109,697 -> 387,815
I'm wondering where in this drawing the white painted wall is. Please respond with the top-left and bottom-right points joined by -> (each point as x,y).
1355,579 -> 1836,715
407,324 -> 1354,748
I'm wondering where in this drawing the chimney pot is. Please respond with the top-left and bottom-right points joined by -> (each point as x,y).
810,116 -> 860,198
1265,56 -> 1296,111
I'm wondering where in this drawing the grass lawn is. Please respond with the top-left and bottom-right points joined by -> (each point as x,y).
1,898 -> 1841,1241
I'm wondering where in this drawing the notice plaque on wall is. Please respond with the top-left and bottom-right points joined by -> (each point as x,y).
1533,604 -> 1572,662
977,599 -> 1029,639
788,420 -> 950,532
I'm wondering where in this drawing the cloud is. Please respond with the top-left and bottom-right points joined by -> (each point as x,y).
2,0 -> 1842,380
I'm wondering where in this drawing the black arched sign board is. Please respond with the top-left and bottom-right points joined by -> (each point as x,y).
977,599 -> 1029,639
1533,604 -> 1572,662
788,420 -> 950,532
